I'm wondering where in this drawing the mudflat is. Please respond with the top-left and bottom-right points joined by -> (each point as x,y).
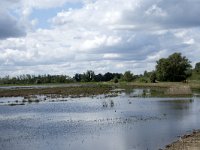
164,131 -> 200,150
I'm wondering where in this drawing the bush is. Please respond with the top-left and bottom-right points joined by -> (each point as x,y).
139,77 -> 148,83
150,72 -> 156,83
114,78 -> 118,83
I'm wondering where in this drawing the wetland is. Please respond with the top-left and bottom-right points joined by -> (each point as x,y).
0,84 -> 200,150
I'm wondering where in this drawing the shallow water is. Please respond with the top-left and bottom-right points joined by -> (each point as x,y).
0,91 -> 200,150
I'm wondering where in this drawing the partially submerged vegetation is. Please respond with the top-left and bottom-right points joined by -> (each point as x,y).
0,84 -> 112,97
0,82 -> 199,100
165,85 -> 192,96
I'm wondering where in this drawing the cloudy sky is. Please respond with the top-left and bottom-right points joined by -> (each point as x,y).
0,0 -> 200,76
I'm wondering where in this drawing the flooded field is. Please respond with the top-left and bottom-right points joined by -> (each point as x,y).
0,88 -> 200,150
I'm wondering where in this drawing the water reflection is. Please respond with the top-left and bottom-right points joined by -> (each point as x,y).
155,99 -> 194,123
126,89 -> 150,97
158,99 -> 193,109
126,88 -> 166,97
0,89 -> 200,150
102,100 -> 114,108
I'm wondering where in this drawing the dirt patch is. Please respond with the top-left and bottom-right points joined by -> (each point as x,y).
164,130 -> 200,150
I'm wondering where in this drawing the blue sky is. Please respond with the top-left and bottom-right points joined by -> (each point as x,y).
30,2 -> 83,29
0,0 -> 200,76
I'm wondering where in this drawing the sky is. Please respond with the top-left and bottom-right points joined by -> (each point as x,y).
0,0 -> 200,77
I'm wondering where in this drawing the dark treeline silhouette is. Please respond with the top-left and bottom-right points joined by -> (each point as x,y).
0,53 -> 199,85
0,71 -> 131,85
0,74 -> 73,84
74,70 -> 123,82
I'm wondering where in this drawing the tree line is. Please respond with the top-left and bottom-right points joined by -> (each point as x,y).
0,71 -> 137,84
0,74 -> 73,84
0,52 -> 199,85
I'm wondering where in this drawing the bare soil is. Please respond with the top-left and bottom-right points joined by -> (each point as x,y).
164,130 -> 200,150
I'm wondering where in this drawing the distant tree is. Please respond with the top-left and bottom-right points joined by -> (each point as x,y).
156,58 -> 169,81
58,75 -> 66,83
0,74 -> 74,85
94,73 -> 103,82
150,71 -> 157,83
138,77 -> 148,83
65,76 -> 74,83
113,73 -> 123,79
103,72 -> 114,81
123,71 -> 134,82
74,73 -> 82,82
36,79 -> 42,84
155,53 -> 192,82
133,75 -> 141,80
195,62 -> 200,72
81,70 -> 95,82
113,77 -> 119,83
143,70 -> 151,77
46,74 -> 52,83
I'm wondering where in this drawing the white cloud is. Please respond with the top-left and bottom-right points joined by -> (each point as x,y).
103,53 -> 120,59
0,0 -> 200,76
80,35 -> 121,51
145,4 -> 167,17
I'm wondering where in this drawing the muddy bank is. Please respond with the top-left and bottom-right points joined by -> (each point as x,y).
0,85 -> 112,97
164,130 -> 200,150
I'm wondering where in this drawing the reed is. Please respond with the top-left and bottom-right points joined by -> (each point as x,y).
165,85 -> 192,96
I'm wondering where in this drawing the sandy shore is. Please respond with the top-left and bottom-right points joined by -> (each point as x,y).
164,130 -> 200,150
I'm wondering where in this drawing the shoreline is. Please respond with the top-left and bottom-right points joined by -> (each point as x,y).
163,130 -> 200,150
0,82 -> 199,98
1,81 -> 200,89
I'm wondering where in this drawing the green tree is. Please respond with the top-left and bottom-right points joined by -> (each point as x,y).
74,73 -> 82,82
156,53 -> 192,81
81,70 -> 95,82
94,74 -> 103,82
103,72 -> 114,81
150,71 -> 157,83
143,70 -> 151,77
195,62 -> 200,72
123,71 -> 134,82
113,77 -> 119,83
156,58 -> 170,81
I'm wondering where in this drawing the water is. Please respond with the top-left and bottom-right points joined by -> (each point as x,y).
0,90 -> 200,150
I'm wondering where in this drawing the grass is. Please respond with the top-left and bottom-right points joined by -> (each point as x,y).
118,81 -> 200,89
165,85 -> 192,96
189,71 -> 200,80
0,84 -> 112,97
0,81 -> 199,98
0,82 -> 106,87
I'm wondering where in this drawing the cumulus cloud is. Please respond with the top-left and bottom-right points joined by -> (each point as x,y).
0,11 -> 26,39
0,0 -> 82,39
51,0 -> 200,30
0,0 -> 200,76
0,0 -> 26,39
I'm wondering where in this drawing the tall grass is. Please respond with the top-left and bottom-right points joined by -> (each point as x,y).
165,85 -> 192,95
